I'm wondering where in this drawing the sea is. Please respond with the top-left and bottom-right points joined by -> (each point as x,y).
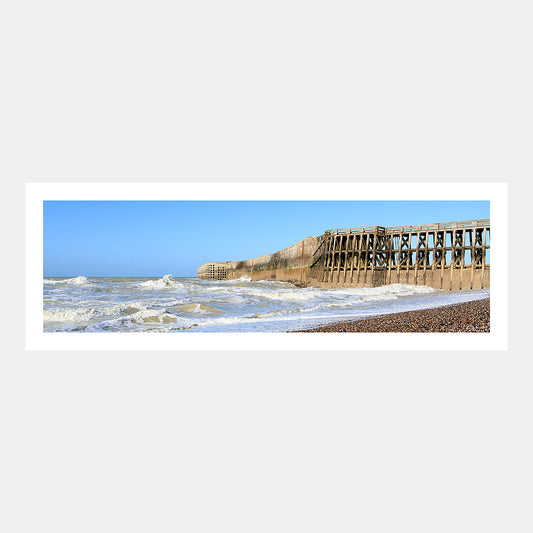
43,275 -> 490,333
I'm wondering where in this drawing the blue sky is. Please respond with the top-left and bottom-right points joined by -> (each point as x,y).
44,201 -> 490,277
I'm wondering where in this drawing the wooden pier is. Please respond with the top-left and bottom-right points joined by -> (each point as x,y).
198,219 -> 490,290
311,219 -> 490,290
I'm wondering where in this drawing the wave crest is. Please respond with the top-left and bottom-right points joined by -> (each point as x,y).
44,302 -> 145,322
44,276 -> 93,286
138,274 -> 182,289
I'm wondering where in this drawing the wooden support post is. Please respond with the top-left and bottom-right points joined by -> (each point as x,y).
386,234 -> 394,284
430,231 -> 436,284
370,233 -> 375,286
343,236 -> 350,285
406,232 -> 412,285
362,234 -> 369,286
335,235 -> 342,285
397,232 -> 402,284
459,230 -> 464,290
356,233 -> 363,285
348,234 -> 356,285
325,236 -> 329,283
422,231 -> 428,285
481,227 -> 487,289
414,231 -> 420,286
328,235 -> 334,284
469,229 -> 475,290
441,231 -> 447,290
323,235 -> 332,283
450,230 -> 455,290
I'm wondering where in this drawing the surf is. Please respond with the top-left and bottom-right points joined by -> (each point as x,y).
43,276 -> 490,333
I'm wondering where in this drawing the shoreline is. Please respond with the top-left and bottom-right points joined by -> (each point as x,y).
291,298 -> 490,333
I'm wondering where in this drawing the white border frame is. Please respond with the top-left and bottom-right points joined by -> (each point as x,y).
26,182 -> 507,350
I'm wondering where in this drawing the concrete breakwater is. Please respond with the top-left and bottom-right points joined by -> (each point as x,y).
198,219 -> 490,290
198,236 -> 321,286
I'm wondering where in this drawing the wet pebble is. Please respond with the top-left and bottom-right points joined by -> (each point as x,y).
293,298 -> 490,333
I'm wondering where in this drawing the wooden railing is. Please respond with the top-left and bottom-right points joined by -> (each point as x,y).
325,219 -> 489,236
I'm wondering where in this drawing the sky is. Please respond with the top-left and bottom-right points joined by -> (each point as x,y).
43,200 -> 490,277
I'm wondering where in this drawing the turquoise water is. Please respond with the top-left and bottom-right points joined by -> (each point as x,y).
43,275 -> 490,332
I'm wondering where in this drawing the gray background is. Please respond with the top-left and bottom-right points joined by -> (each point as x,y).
3,2 -> 531,532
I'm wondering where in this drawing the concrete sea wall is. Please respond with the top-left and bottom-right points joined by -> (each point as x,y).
198,219 -> 490,290
198,236 -> 321,286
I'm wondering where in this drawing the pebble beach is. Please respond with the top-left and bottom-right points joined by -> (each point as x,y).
292,298 -> 490,333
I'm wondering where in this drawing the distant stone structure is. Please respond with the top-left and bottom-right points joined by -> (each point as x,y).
198,219 -> 490,290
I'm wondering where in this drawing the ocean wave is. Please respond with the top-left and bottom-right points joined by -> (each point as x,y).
329,283 -> 436,297
228,283 -> 436,303
223,276 -> 252,283
138,274 -> 183,290
243,288 -> 320,301
166,303 -> 225,316
44,302 -> 146,323
42,276 -> 487,333
95,308 -> 198,329
44,276 -> 93,286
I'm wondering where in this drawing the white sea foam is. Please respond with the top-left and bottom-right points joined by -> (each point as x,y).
43,277 -> 489,333
138,274 -> 182,289
167,303 -> 224,316
44,276 -> 93,286
236,276 -> 252,282
244,289 -> 316,301
241,283 -> 434,303
95,309 -> 198,330
44,302 -> 146,323
328,283 -> 436,297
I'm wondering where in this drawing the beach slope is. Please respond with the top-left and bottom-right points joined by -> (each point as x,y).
292,298 -> 490,333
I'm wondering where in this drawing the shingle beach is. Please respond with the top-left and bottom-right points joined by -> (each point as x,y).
292,298 -> 490,333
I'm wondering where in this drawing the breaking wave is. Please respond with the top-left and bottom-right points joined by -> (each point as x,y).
138,274 -> 183,289
44,276 -> 93,286
166,303 -> 225,316
44,302 -> 146,323
43,276 -> 489,332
